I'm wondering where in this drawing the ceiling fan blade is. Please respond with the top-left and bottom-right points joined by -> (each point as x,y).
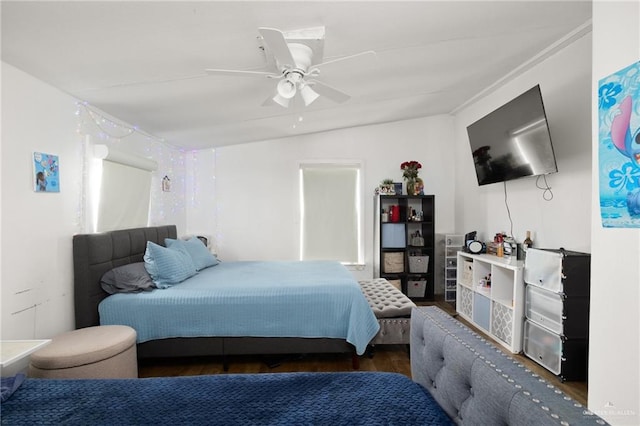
308,80 -> 351,104
313,50 -> 377,69
258,27 -> 296,70
206,68 -> 279,78
261,94 -> 277,107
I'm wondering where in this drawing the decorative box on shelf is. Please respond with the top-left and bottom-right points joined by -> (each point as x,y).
461,259 -> 473,285
382,224 -> 406,248
383,252 -> 404,273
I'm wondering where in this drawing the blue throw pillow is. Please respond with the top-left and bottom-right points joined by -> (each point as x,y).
143,241 -> 197,288
165,237 -> 219,271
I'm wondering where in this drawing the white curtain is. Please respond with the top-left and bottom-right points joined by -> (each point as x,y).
300,164 -> 361,264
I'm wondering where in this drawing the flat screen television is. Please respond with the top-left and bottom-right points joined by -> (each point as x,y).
466,85 -> 558,186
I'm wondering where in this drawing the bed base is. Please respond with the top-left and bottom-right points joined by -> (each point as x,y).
137,336 -> 359,370
73,225 -> 359,370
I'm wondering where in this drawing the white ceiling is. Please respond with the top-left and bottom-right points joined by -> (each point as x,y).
1,1 -> 592,150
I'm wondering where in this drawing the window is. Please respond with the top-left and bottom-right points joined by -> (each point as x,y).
90,144 -> 157,232
96,160 -> 152,232
299,163 -> 363,265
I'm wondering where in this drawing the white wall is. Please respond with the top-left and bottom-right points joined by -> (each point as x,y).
184,149 -> 217,244
0,63 -> 187,340
214,115 -> 456,280
453,33 -> 592,251
589,2 -> 640,424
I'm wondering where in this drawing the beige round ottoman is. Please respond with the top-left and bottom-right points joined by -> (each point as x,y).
29,325 -> 138,379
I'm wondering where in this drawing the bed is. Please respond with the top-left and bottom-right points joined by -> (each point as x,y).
2,307 -> 608,425
73,225 -> 379,366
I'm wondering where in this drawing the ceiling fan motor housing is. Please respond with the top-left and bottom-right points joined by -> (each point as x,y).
283,43 -> 314,73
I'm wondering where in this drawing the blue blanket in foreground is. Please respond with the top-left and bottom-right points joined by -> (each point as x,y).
99,261 -> 380,355
0,372 -> 453,426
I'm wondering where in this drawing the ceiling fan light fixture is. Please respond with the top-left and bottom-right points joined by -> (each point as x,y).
276,78 -> 297,99
272,93 -> 291,108
300,84 -> 320,106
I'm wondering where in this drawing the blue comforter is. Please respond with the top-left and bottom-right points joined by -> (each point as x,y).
0,372 -> 453,425
99,261 -> 380,355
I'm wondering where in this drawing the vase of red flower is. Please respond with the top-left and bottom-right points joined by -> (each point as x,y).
401,161 -> 422,195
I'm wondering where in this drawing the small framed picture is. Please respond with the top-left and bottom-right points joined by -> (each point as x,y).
33,152 -> 60,192
393,182 -> 402,195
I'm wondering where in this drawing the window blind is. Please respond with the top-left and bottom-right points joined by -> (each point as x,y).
96,161 -> 152,232
92,144 -> 157,233
300,164 -> 362,264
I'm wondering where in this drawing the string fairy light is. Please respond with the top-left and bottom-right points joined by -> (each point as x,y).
77,101 -> 166,142
75,101 -> 187,230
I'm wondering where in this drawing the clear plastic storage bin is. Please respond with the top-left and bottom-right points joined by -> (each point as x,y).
523,319 -> 562,375
525,285 -> 564,335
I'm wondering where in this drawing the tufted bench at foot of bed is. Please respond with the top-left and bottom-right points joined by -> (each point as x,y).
359,279 -> 416,346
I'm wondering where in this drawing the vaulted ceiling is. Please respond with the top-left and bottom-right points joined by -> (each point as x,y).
1,1 -> 592,149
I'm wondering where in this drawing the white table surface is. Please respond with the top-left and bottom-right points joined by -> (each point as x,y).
1,340 -> 51,368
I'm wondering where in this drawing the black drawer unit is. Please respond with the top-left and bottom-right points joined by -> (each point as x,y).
523,248 -> 590,381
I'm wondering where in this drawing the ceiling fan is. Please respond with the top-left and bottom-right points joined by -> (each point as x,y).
205,27 -> 375,108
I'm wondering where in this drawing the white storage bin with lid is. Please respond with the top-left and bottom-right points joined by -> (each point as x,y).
523,319 -> 562,375
523,249 -> 565,293
525,285 -> 564,335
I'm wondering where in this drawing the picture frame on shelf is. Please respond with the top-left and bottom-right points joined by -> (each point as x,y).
393,182 -> 402,195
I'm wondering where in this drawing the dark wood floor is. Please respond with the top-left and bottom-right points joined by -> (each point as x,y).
138,300 -> 587,406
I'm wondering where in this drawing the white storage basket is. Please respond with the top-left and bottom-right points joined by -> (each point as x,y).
408,255 -> 429,273
407,279 -> 426,297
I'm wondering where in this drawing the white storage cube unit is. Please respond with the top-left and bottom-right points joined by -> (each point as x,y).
456,252 -> 525,353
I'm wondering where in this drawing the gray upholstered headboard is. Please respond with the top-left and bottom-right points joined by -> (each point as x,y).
410,307 -> 607,425
73,225 -> 177,329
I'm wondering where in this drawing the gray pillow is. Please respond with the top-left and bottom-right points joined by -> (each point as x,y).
101,262 -> 156,294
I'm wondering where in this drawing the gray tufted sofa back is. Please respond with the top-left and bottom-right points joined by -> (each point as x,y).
410,307 -> 608,426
